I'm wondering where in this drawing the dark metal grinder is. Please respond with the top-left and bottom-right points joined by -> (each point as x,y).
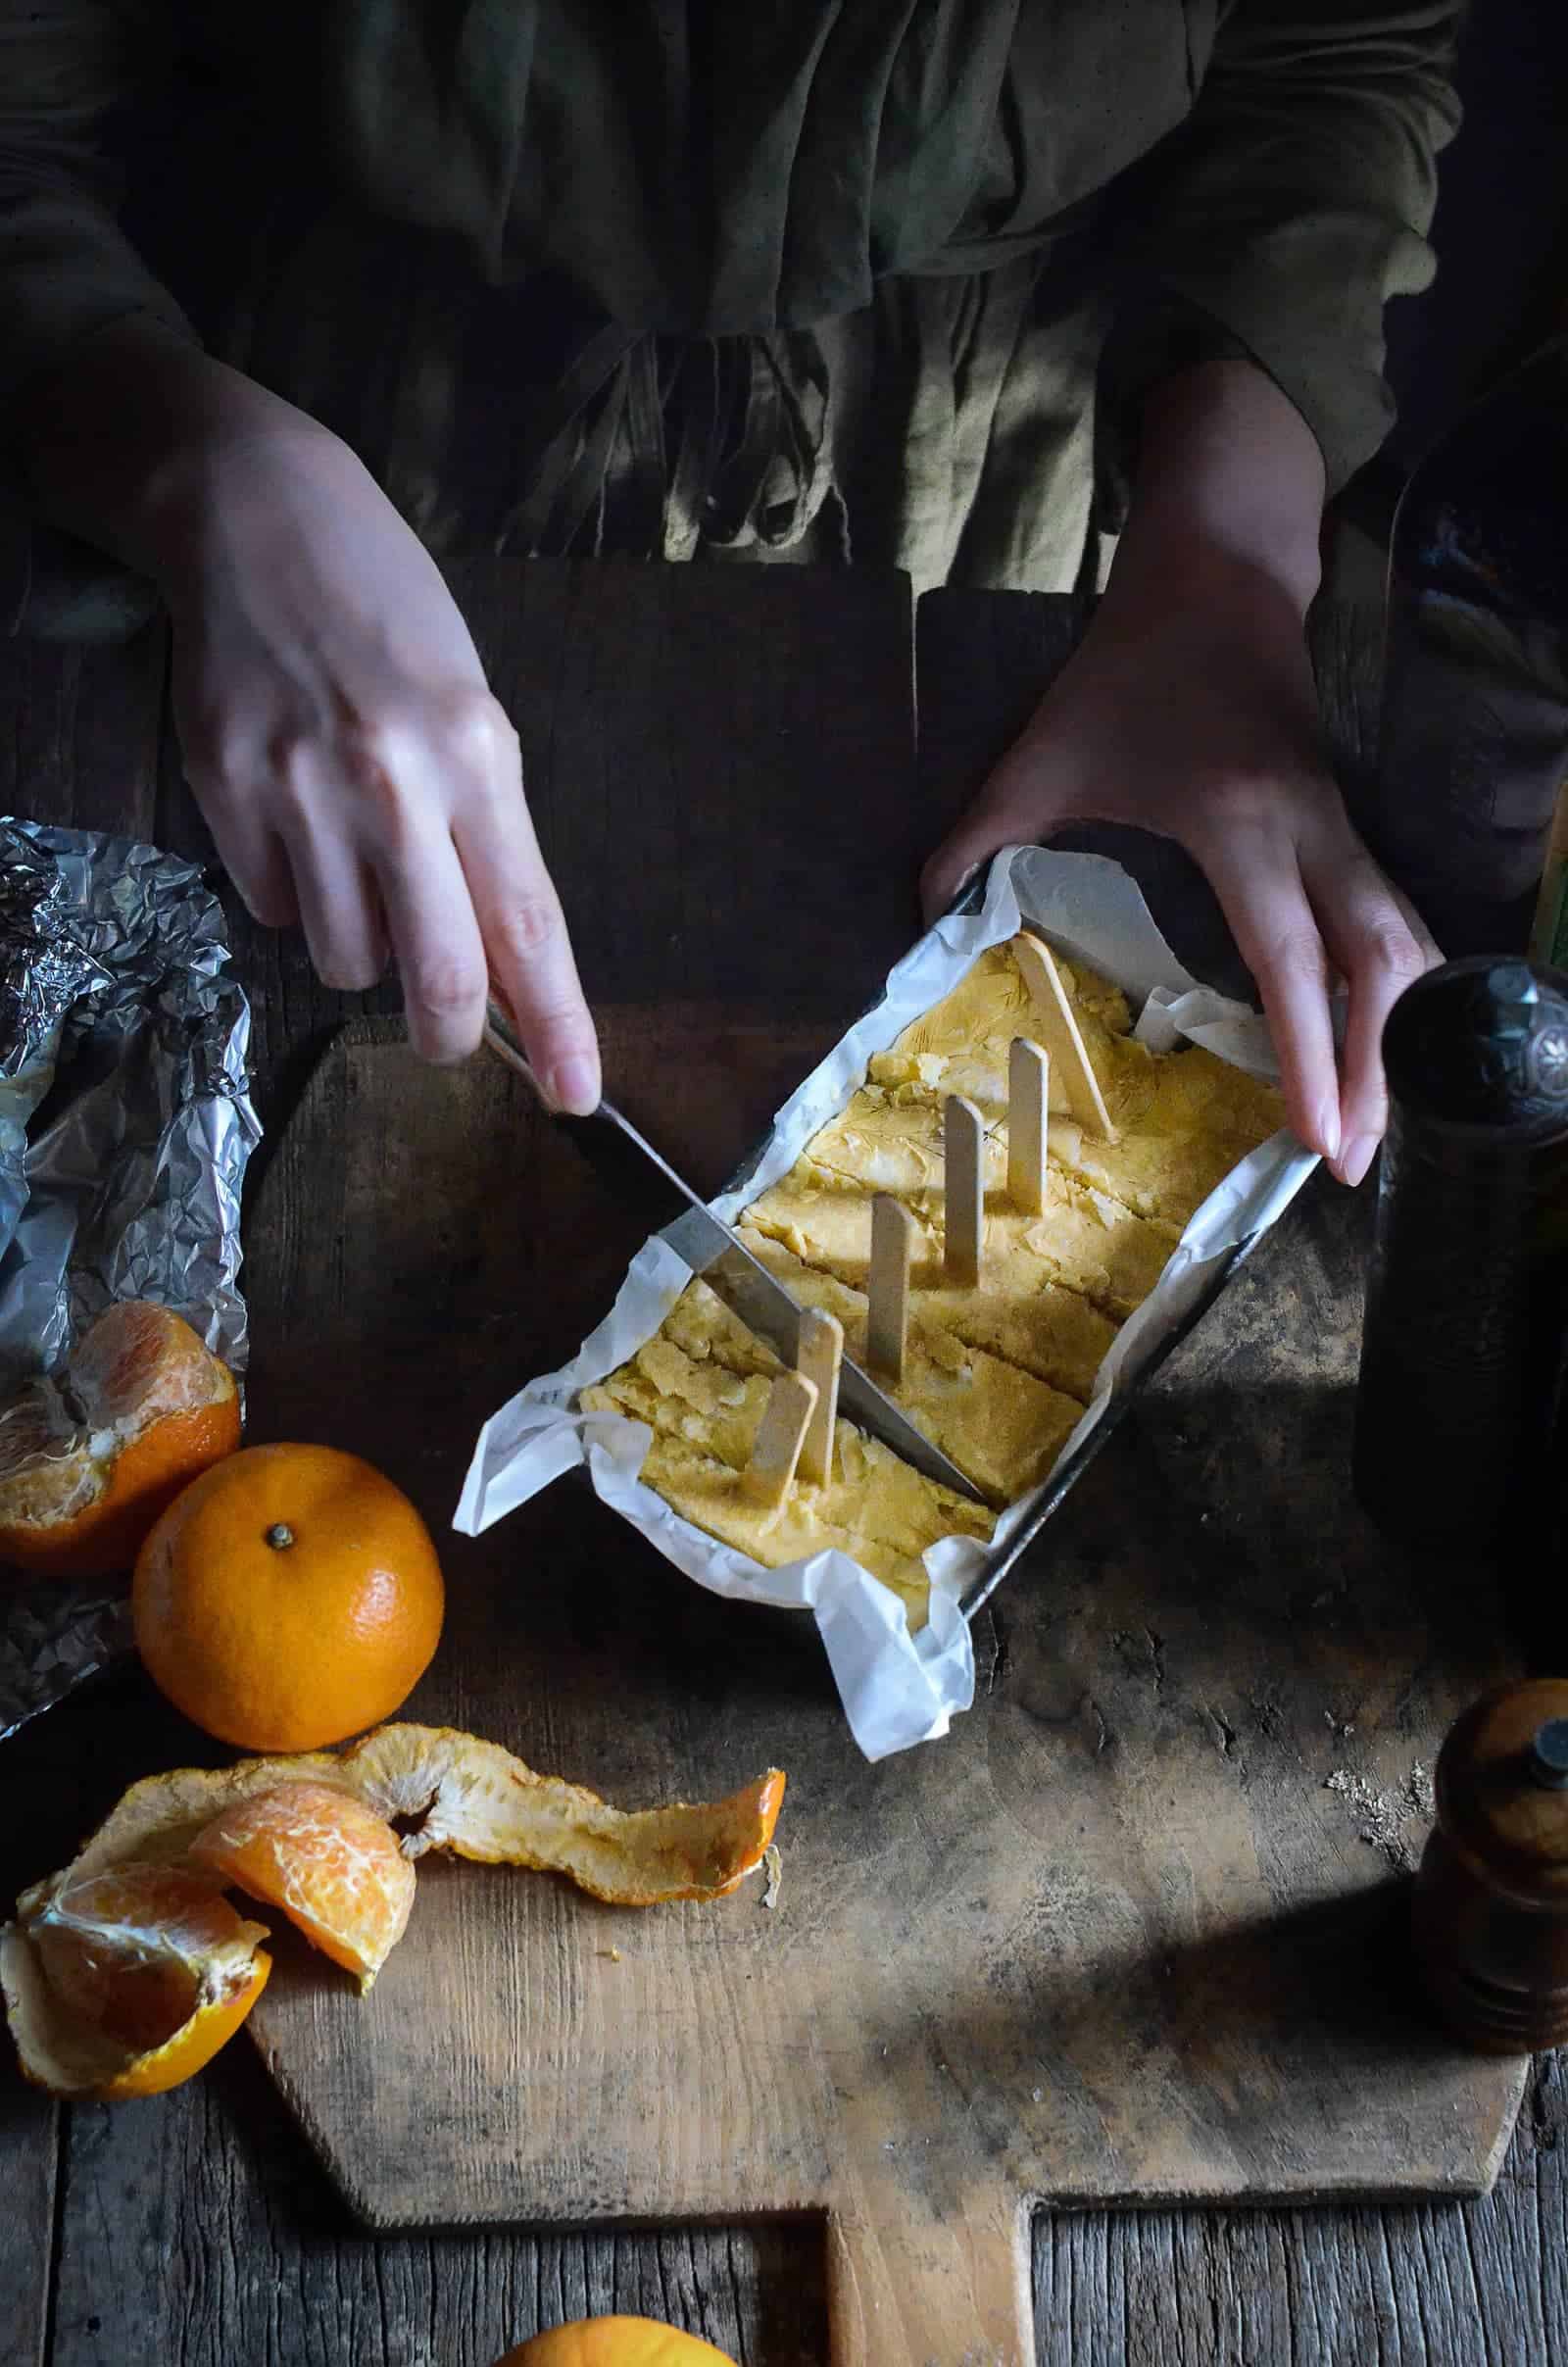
1352,956 -> 1568,1553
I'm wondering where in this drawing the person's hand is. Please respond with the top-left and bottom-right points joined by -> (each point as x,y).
920,553 -> 1440,1184
157,417 -> 600,1104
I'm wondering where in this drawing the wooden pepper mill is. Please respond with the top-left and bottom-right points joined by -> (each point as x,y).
1415,1678 -> 1568,2053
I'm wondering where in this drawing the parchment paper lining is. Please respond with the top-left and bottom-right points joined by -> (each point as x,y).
458,849 -> 1317,1760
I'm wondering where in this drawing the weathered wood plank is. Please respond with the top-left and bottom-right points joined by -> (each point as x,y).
220,575 -> 1516,2367
34,2046 -> 1568,2367
0,2080 -> 57,2367
0,626 -> 165,838
1029,2054 -> 1565,2364
30,557 -> 915,2367
463,558 -> 918,1017
919,584 -> 1555,2367
45,2039 -> 826,2367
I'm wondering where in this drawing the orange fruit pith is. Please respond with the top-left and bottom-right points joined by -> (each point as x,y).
495,2321 -> 739,2367
131,1443 -> 445,1751
9,1862 -> 270,2099
191,1779 -> 416,1988
0,1301 -> 240,1579
96,1953 -> 270,2099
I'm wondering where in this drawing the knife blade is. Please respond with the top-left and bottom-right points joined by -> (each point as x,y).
482,1005 -> 986,1504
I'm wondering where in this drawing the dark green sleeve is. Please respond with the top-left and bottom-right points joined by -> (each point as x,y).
0,2 -> 199,636
1110,0 -> 1463,494
0,2 -> 203,415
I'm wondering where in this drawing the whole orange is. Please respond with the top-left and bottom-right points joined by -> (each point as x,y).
131,1444 -> 445,1750
0,1301 -> 240,1580
493,2321 -> 738,2367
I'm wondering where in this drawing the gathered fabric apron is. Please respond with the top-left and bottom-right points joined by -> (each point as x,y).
3,0 -> 1457,634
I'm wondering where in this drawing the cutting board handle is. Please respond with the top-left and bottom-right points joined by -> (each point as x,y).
825,2163 -> 1033,2365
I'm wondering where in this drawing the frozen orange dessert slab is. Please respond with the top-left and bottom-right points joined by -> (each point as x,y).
584,935 -> 1284,1622
746,1135 -> 1175,1325
581,1325 -> 993,1624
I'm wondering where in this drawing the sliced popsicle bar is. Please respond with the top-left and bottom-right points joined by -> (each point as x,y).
581,934 -> 1284,1624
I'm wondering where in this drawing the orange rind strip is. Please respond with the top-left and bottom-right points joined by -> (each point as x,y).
38,1723 -> 786,1904
341,1724 -> 786,1903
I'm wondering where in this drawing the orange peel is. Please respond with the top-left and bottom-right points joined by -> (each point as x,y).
0,1300 -> 240,1580
1,1863 -> 270,2098
4,1723 -> 785,2097
46,1722 -> 786,1904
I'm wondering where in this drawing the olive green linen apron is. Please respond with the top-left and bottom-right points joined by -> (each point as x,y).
0,1 -> 1460,635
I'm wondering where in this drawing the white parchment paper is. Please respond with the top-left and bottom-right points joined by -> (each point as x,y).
456,848 -> 1319,1761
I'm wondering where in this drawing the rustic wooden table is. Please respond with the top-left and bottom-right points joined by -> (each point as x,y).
2,563 -> 1564,2366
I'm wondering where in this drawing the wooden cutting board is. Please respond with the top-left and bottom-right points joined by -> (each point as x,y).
236,1015 -> 1526,2367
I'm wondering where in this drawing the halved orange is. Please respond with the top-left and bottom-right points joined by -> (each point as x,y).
0,1301 -> 240,1579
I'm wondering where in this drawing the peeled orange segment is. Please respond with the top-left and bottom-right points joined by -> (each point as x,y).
90,1955 -> 270,2099
343,1724 -> 788,1904
25,1864 -> 257,2048
1,1862 -> 270,2098
191,1780 -> 416,1992
0,1301 -> 240,1579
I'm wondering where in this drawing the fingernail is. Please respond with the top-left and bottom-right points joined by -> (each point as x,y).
549,1054 -> 601,1115
926,861 -> 981,927
1317,1104 -> 1341,1165
1338,1132 -> 1378,1188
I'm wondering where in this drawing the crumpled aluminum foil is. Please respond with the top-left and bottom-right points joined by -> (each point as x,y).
0,819 -> 260,1745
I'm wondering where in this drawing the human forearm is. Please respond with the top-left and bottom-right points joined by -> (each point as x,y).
11,315 -> 332,584
25,315 -> 600,1101
1111,357 -> 1326,620
922,353 -> 1437,1184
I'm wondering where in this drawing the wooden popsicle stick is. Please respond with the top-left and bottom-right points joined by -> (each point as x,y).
796,1308 -> 843,1489
1007,1036 -> 1048,1215
1014,931 -> 1118,1140
743,1369 -> 819,1512
866,1194 -> 914,1386
943,1095 -> 984,1288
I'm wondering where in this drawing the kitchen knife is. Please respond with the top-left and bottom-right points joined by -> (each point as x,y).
482,1002 -> 987,1505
